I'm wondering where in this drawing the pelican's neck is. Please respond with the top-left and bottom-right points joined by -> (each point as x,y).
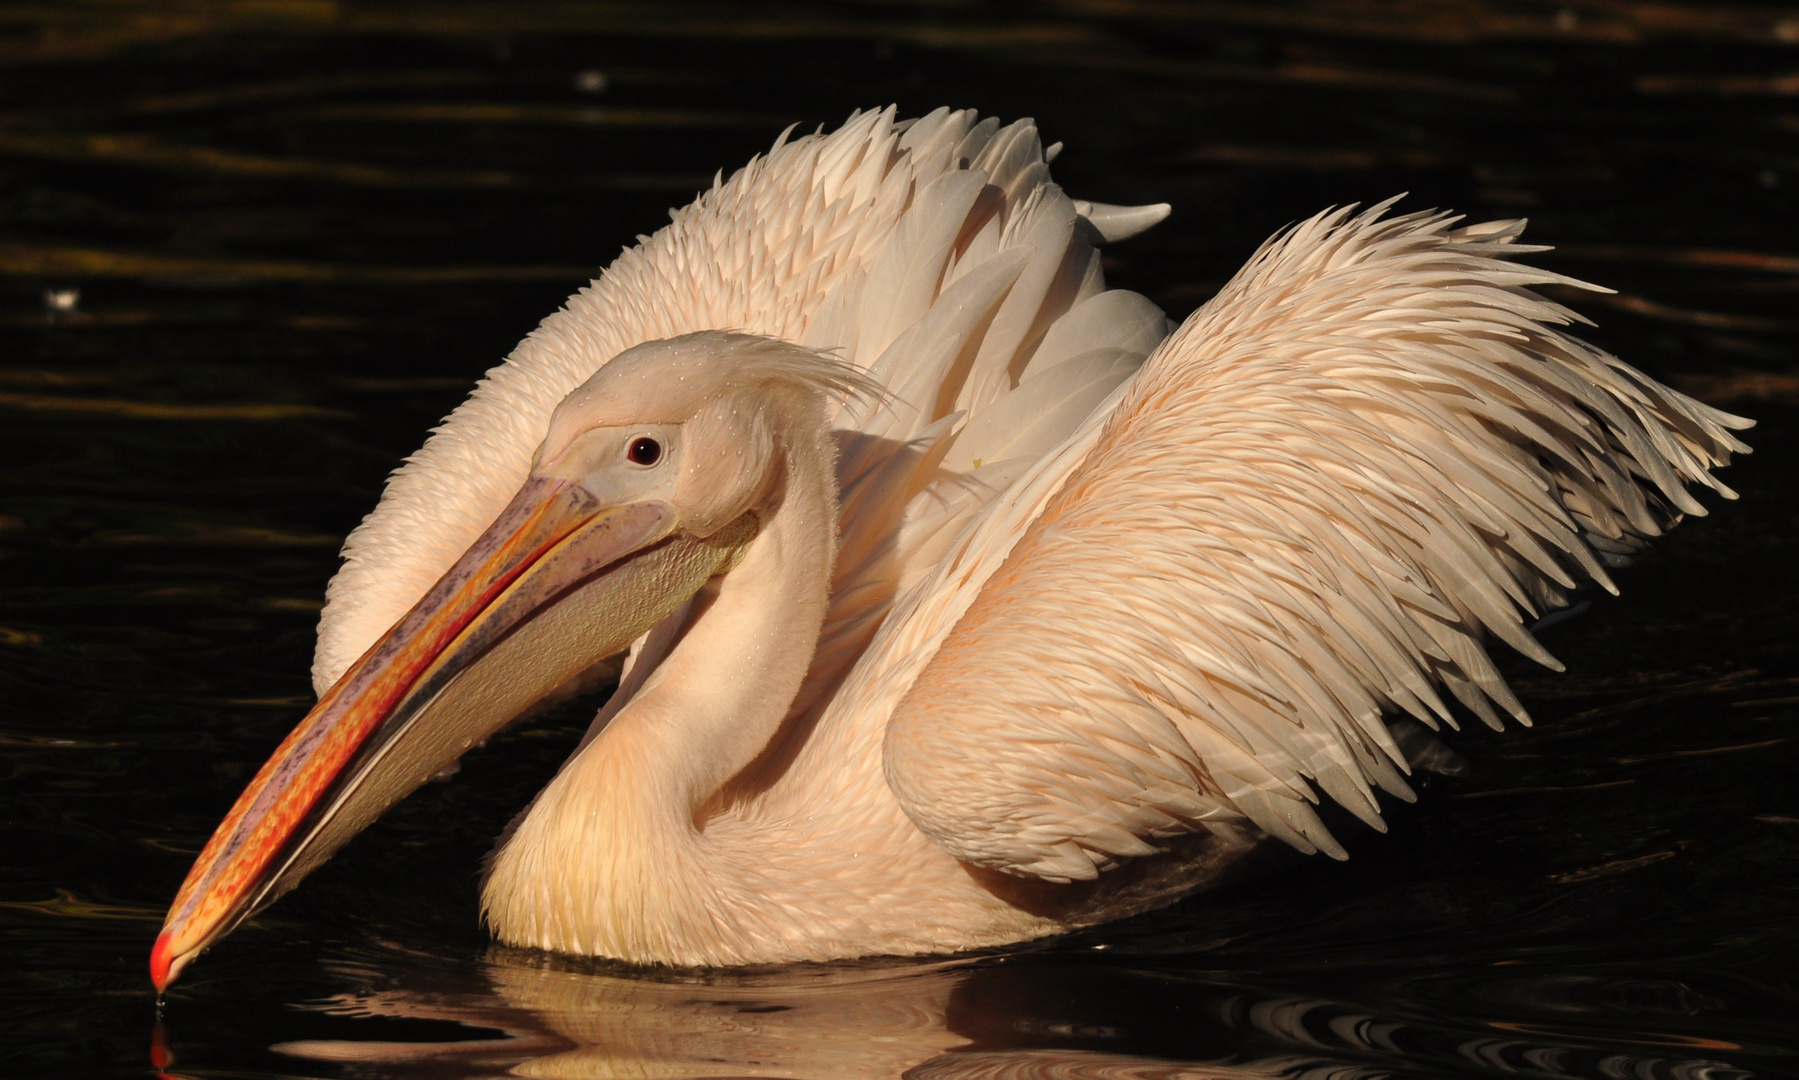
612,447 -> 838,812
482,422 -> 840,960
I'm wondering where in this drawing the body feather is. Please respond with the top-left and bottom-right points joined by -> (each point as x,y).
316,107 -> 1162,710
305,109 -> 1747,963
882,203 -> 1748,881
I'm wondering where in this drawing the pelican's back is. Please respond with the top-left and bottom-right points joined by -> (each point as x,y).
314,108 -> 1169,703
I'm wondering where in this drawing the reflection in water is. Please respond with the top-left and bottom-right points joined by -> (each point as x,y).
267,946 -> 1752,1080
285,951 -> 966,1078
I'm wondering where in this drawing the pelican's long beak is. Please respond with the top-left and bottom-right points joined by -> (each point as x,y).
151,476 -> 756,990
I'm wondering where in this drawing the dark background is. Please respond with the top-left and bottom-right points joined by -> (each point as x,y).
2,2 -> 1796,1077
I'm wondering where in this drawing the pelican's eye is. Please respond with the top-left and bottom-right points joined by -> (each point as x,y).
626,436 -> 663,466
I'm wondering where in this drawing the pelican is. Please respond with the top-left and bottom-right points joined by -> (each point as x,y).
150,107 -> 1750,990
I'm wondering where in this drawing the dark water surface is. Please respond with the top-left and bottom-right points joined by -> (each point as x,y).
4,2 -> 1798,1077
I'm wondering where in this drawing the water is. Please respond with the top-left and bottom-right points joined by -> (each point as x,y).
2,2 -> 1796,1076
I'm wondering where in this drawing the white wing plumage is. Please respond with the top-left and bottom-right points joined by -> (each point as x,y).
883,203 -> 1751,882
314,107 -> 1165,702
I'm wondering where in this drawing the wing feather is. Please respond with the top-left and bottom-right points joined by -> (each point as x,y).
316,108 -> 1171,709
882,203 -> 1750,881
1023,289 -> 1172,382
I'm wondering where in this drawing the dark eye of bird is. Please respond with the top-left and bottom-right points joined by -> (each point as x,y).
627,437 -> 662,466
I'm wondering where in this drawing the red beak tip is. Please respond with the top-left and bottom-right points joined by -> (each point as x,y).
149,931 -> 175,992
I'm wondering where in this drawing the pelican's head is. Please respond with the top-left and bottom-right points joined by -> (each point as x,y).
534,332 -> 851,537
151,332 -> 869,989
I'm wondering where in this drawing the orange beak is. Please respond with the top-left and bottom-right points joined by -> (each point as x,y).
150,476 -> 753,990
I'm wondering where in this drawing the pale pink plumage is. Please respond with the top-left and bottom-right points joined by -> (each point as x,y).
292,107 -> 1747,965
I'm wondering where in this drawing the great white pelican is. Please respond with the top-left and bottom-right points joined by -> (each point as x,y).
150,107 -> 1750,990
